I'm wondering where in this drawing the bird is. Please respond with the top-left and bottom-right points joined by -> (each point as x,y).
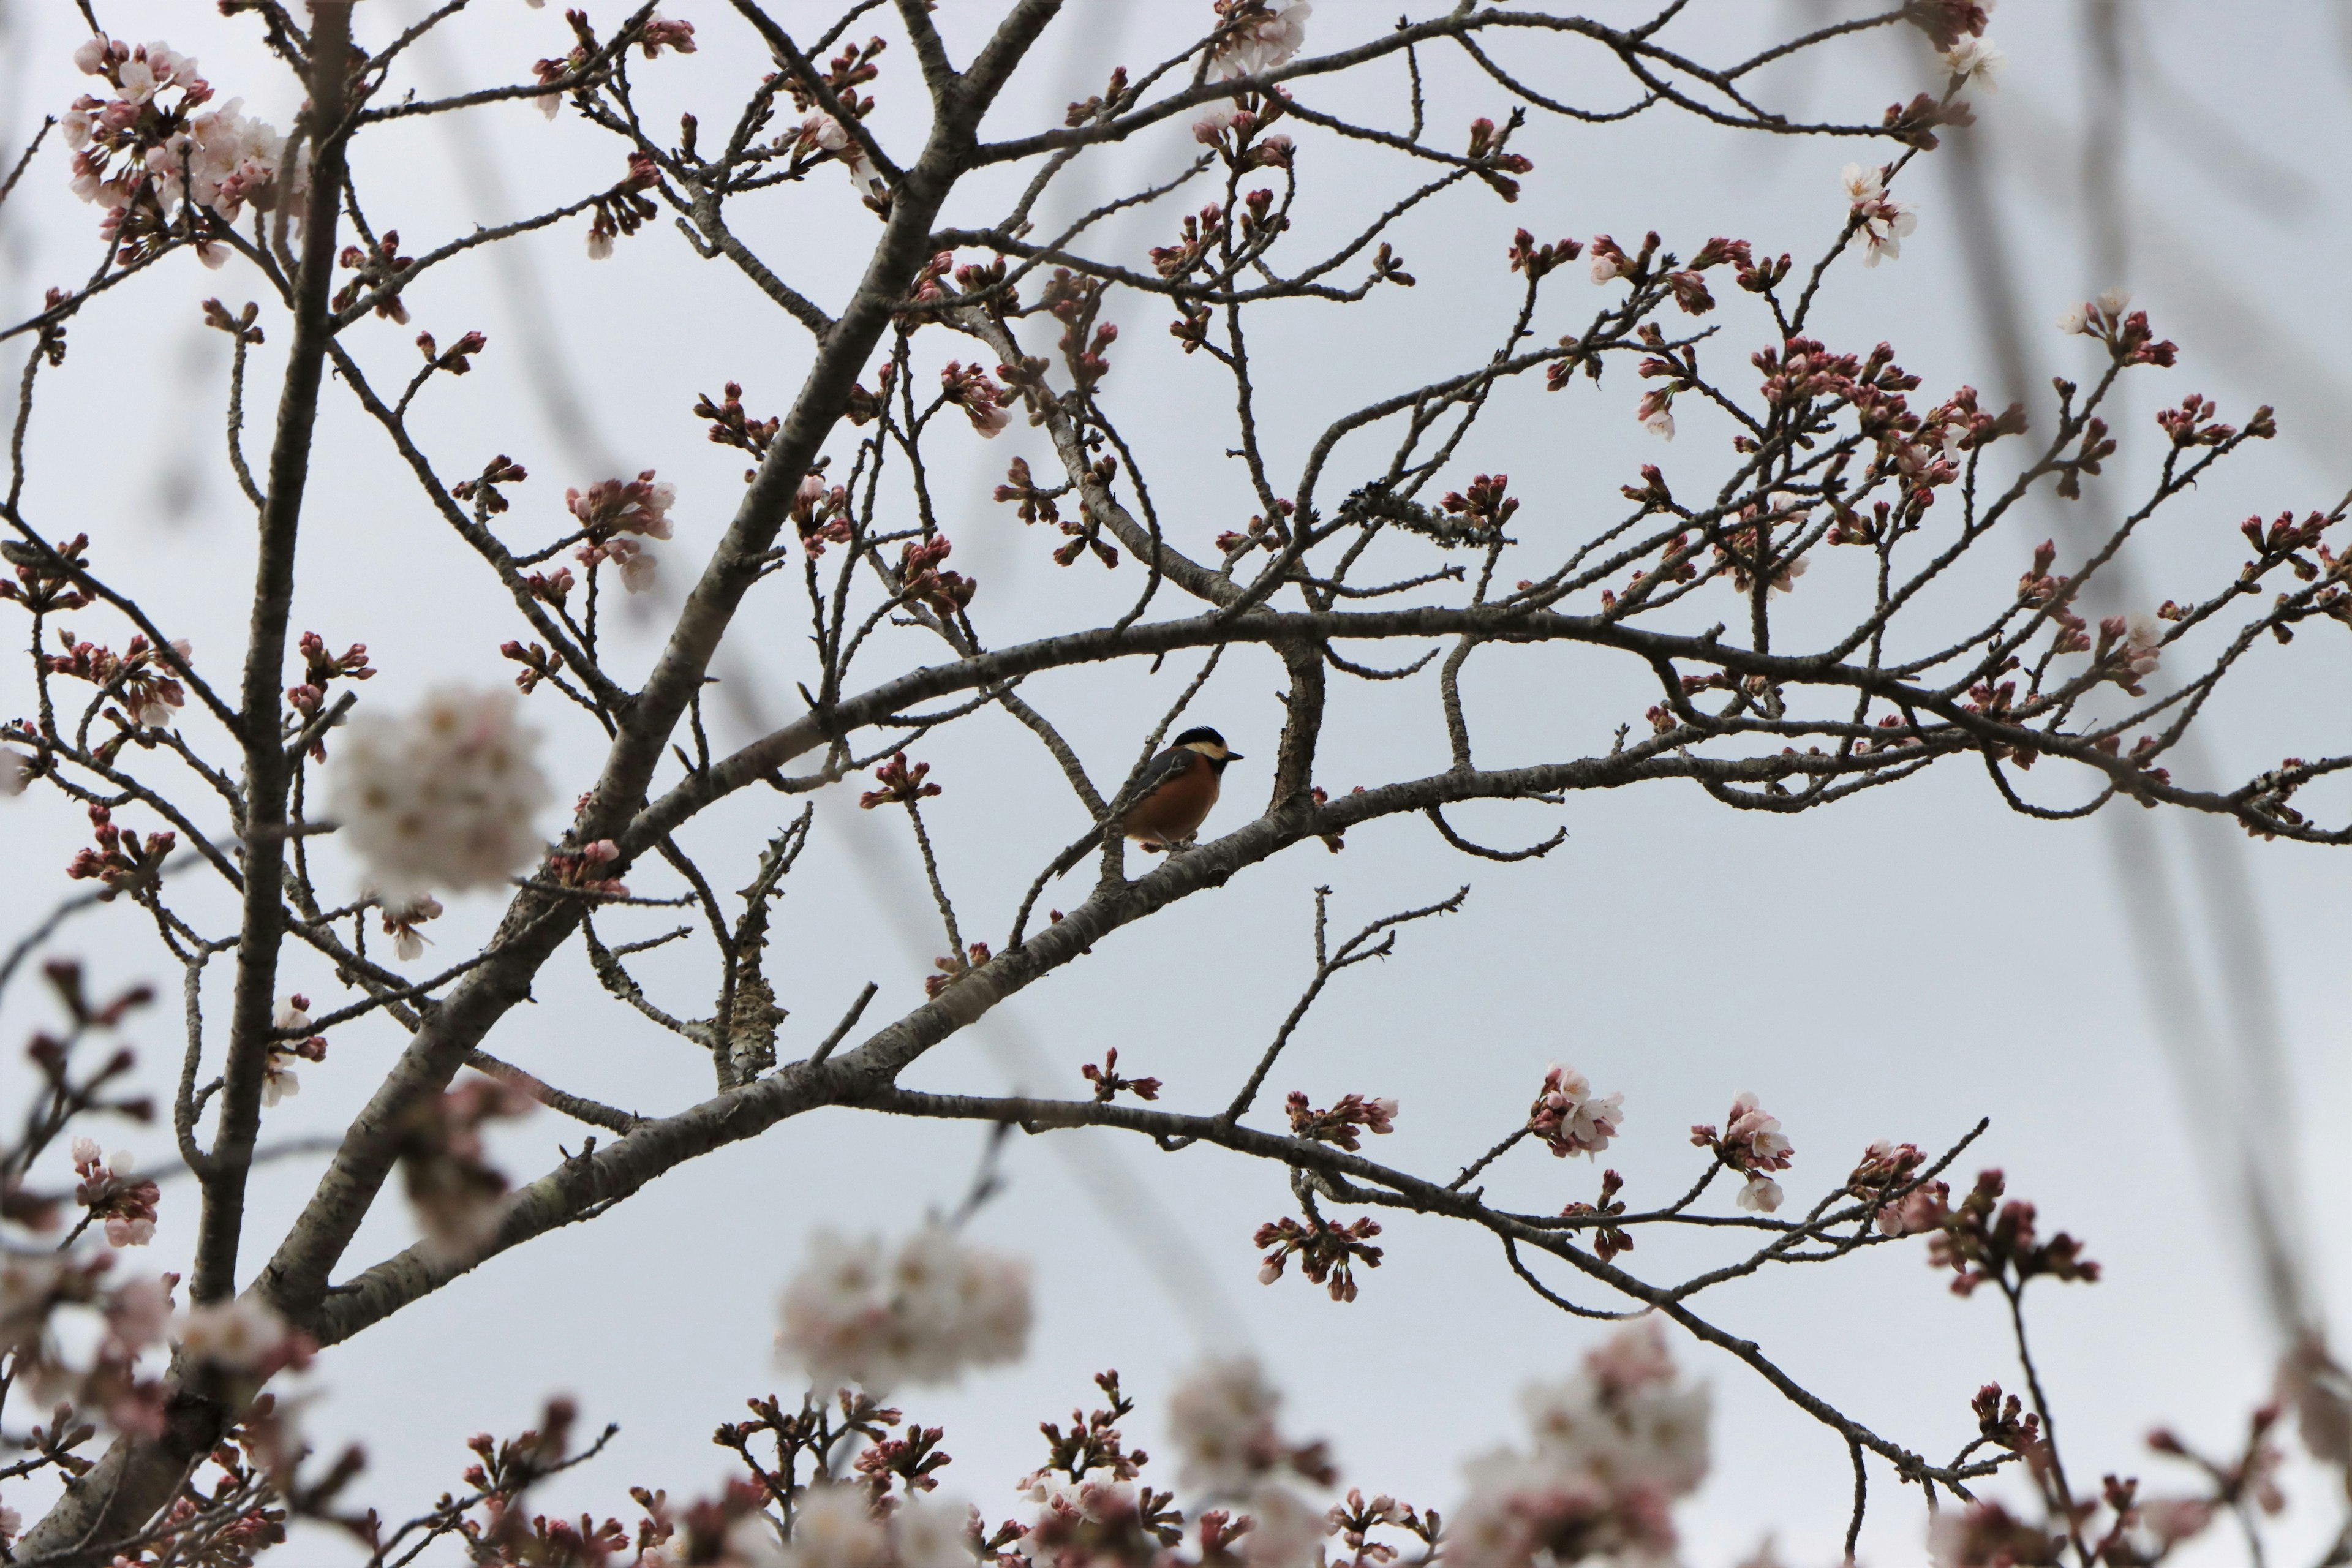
1045,726 -> 1245,881
1118,726 -> 1243,851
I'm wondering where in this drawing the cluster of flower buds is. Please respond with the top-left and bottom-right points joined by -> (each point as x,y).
44,630 -> 189,731
786,31 -> 885,110
2057,290 -> 2178,367
334,231 -> 415,323
1151,205 -> 1227,285
70,1138 -> 158,1248
1284,1091 -> 1397,1153
499,638 -> 560,696
789,470 -> 855,557
452,453 -> 529,517
260,996 -> 328,1108
1924,1169 -> 2101,1296
2237,509 -> 2335,586
1066,65 -> 1132,129
861,753 -> 942,812
567,469 -> 676,594
285,630 -> 374,758
585,153 -> 663,259
1216,497 -> 1295,561
1586,231 -> 1653,286
1689,1093 -> 1793,1213
938,361 -> 1016,437
925,940 -> 994,999
897,536 -> 978,618
1441,475 -> 1520,534
1559,1168 -> 1634,1264
545,839 -> 628,898
413,328 -> 487,383
1877,89 -> 1976,153
1192,97 -> 1295,170
1081,1048 -> 1161,1104
1253,1213 -> 1383,1302
1713,513 -> 1810,598
1528,1065 -> 1624,1159
568,470 -> 675,541
523,567 -> 574,610
1904,0 -> 1993,52
1039,270 -> 1118,395
66,804 -> 175,900
1846,1139 -> 1947,1235
534,9 -> 696,121
693,382 -> 780,476
0,532 -> 94,614
1463,116 -> 1534,203
1507,228 -> 1583,281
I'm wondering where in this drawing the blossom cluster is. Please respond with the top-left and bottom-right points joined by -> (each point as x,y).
1841,162 -> 1918,268
569,470 -> 679,594
61,35 -> 298,266
1209,1 -> 1313,80
325,686 -> 552,903
263,997 -> 329,1107
1450,1322 -> 1711,1568
1689,1092 -> 1795,1214
776,1226 -> 1032,1394
1527,1065 -> 1623,1158
70,1137 -> 158,1248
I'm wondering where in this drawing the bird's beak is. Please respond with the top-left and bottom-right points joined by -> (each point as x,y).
1225,750 -> 1245,761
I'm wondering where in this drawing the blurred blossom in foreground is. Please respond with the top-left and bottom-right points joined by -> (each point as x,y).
777,1226 -> 1031,1393
325,687 -> 551,902
1449,1321 -> 1709,1568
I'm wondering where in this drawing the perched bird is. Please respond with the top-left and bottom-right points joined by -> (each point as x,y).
1119,726 -> 1243,851
1046,726 -> 1245,880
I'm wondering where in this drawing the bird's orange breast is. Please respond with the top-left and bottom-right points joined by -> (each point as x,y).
1121,754 -> 1220,846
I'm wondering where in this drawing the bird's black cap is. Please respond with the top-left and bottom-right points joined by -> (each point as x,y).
1171,726 -> 1242,759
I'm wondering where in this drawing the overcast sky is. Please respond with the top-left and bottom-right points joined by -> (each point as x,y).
2,3 -> 2350,1564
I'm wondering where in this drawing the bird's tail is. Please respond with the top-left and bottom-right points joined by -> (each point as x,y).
1043,826 -> 1109,883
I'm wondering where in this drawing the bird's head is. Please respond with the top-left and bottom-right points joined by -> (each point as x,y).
1172,726 -> 1242,769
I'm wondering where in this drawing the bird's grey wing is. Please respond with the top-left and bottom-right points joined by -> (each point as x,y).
1047,745 -> 1189,881
1125,745 -> 1188,804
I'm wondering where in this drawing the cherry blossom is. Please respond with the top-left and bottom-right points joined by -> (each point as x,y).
1238,1483 -> 1325,1568
774,1485 -> 880,1568
105,1273 -> 176,1354
175,1296 -> 292,1373
1528,1065 -> 1625,1158
382,894 -> 444,962
798,112 -> 876,187
1636,388 -> 1675,441
1841,162 -> 1917,268
776,1225 -> 1032,1393
1451,1322 -> 1709,1568
146,100 -> 291,223
1736,1175 -> 1783,1213
1211,1 -> 1313,81
1167,1355 -> 1298,1499
1940,35 -> 2006,92
71,1138 -> 159,1247
325,686 -> 553,902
